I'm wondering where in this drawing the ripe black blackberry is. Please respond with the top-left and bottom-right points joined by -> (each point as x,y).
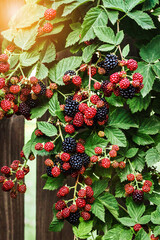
80,153 -> 90,167
101,80 -> 112,97
46,166 -> 53,177
64,70 -> 76,76
18,102 -> 31,117
69,154 -> 83,170
120,85 -> 136,99
96,106 -> 109,121
38,81 -> 46,95
97,61 -> 104,68
64,100 -> 79,117
26,98 -> 38,108
103,54 -> 118,71
62,137 -> 77,153
65,96 -> 73,104
132,190 -> 144,204
67,211 -> 80,225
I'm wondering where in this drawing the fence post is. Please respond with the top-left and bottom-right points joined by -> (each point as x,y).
0,116 -> 24,240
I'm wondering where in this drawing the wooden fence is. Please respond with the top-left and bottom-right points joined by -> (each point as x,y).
0,116 -> 74,240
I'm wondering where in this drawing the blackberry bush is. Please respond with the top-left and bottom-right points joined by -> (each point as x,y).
0,0 -> 160,239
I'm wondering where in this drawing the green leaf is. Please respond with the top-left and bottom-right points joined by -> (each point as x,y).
152,7 -> 160,16
40,40 -> 56,64
115,30 -> 124,45
132,132 -> 154,145
146,193 -> 160,205
135,228 -> 150,240
80,7 -> 108,42
126,148 -> 138,158
102,0 -> 126,12
30,100 -> 49,119
99,192 -> 119,219
109,108 -> 138,129
23,131 -> 37,159
73,220 -> 93,238
14,23 -> 39,50
117,163 -> 132,182
154,226 -> 160,237
43,175 -> 64,191
39,24 -> 64,37
125,0 -> 145,12
138,116 -> 160,135
145,148 -> 160,167
65,23 -> 81,48
106,10 -> 119,25
127,11 -> 155,30
118,217 -> 136,227
127,201 -> 145,221
37,122 -> 57,137
49,207 -> 64,232
94,26 -> 115,44
133,151 -> 145,171
140,35 -> 160,63
36,63 -> 48,79
106,95 -> 124,107
127,94 -> 151,113
143,0 -> 159,10
9,55 -> 19,69
49,93 -> 65,123
20,51 -> 39,67
1,29 -> 16,42
104,126 -> 127,147
9,4 -> 47,28
115,182 -> 125,198
82,44 -> 98,63
152,62 -> 160,78
85,133 -> 108,156
97,44 -> 115,51
92,179 -> 109,198
91,200 -> 105,222
49,56 -> 82,85
139,215 -> 151,224
122,44 -> 130,58
62,0 -> 93,17
103,225 -> 133,240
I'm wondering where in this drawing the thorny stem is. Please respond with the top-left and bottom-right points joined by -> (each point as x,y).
73,174 -> 80,202
57,90 -> 66,99
88,65 -> 92,93
58,124 -> 64,142
118,203 -> 128,214
6,63 -> 20,81
117,20 -> 123,60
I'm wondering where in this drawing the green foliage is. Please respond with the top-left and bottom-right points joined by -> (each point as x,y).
37,122 -> 57,137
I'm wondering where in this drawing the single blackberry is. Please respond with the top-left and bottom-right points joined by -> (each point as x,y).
69,154 -> 83,170
101,80 -> 112,97
103,54 -> 118,71
62,137 -> 77,153
64,70 -> 76,76
120,85 -> 136,99
26,98 -> 38,108
96,106 -> 109,121
64,100 -> 79,117
65,96 -> 73,104
18,102 -> 31,117
97,61 -> 104,68
67,211 -> 80,225
79,153 -> 90,167
59,158 -> 72,175
38,81 -> 46,95
46,166 -> 53,177
132,190 -> 144,204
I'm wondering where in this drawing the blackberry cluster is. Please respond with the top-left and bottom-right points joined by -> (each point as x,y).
132,190 -> 144,204
64,100 -> 79,117
120,86 -> 136,99
64,70 -> 76,76
38,81 -> 46,95
69,154 -> 83,170
67,211 -> 80,225
62,137 -> 77,153
101,80 -> 112,97
18,102 -> 31,117
46,166 -> 53,177
80,153 -> 90,167
96,106 -> 109,121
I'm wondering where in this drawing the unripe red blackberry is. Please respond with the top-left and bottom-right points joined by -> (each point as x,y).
61,153 -> 70,162
86,186 -> 94,198
17,184 -> 26,193
30,76 -> 38,85
112,145 -> 119,151
72,75 -> 82,87
1,166 -> 10,175
84,107 -> 97,119
133,224 -> 142,232
127,174 -> 135,181
0,78 -> 5,89
57,186 -> 69,197
0,176 -> 5,183
52,166 -> 61,177
43,23 -> 53,33
50,83 -> 58,90
136,173 -> 143,181
44,142 -> 55,152
125,185 -> 134,195
76,143 -> 85,153
87,66 -> 97,77
76,198 -> 86,208
46,89 -> 53,98
127,59 -> 138,71
94,82 -> 101,90
94,147 -> 102,155
35,129 -> 43,137
112,161 -> 119,168
56,211 -> 63,220
2,180 -> 14,191
90,155 -> 98,163
1,100 -> 12,112
80,64 -> 87,72
70,204 -> 77,213
109,150 -> 117,158
119,161 -> 126,169
10,85 -> 21,94
16,170 -> 25,180
78,189 -> 86,198
55,200 -> 66,210
35,143 -> 43,150
84,204 -> 91,212
73,112 -> 84,127
0,54 -> 8,62
90,95 -> 100,105
44,8 -> 56,20
62,162 -> 71,171
100,158 -> 110,168
119,78 -> 130,89
142,185 -> 150,193
29,154 -> 35,161
45,159 -> 54,167
81,211 -> 91,221
10,160 -> 20,170
144,180 -> 152,187
132,73 -> 143,83
84,177 -> 93,186
23,166 -> 30,175
65,124 -> 75,134
150,234 -> 159,240
86,196 -> 95,204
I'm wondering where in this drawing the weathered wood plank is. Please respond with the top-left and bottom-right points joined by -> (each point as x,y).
0,116 -> 24,240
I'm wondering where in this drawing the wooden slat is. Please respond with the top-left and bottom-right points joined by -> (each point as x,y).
36,114 -> 74,240
0,116 -> 24,240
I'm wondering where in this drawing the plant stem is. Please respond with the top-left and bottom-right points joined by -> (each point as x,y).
57,90 -> 66,99
88,65 -> 92,93
117,20 -> 123,60
58,125 -> 64,142
73,175 -> 80,201
97,0 -> 101,6
118,203 -> 128,214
